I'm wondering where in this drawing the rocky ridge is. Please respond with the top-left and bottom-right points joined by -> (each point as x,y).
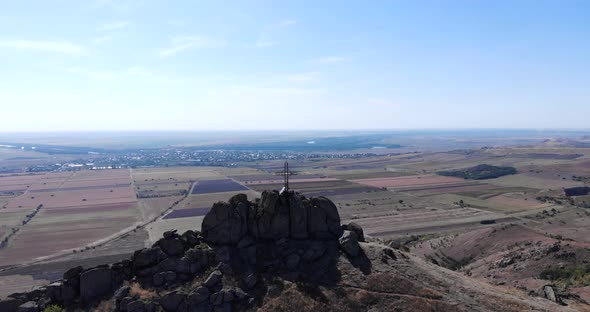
0,191 -> 577,312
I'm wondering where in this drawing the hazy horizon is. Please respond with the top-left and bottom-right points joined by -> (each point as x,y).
1,1 -> 589,131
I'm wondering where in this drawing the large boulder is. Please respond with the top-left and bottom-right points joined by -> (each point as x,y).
204,270 -> 223,288
127,300 -> 146,312
308,197 -> 343,239
80,267 -> 113,304
202,191 -> 343,245
160,291 -> 187,312
252,190 -> 291,240
133,247 -> 167,269
342,222 -> 365,242
17,301 -> 38,312
202,199 -> 248,245
188,286 -> 210,306
0,298 -> 23,312
339,230 -> 361,257
543,285 -> 562,304
61,265 -> 83,302
158,237 -> 186,257
45,282 -> 62,302
184,248 -> 212,273
63,265 -> 83,280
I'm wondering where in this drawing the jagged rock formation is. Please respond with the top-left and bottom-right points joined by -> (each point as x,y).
0,229 -> 219,312
200,191 -> 349,281
0,191 -> 577,312
201,190 -> 343,244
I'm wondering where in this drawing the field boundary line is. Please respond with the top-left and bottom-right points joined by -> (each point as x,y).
0,181 -> 195,275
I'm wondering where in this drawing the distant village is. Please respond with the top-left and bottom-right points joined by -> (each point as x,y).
21,148 -> 387,173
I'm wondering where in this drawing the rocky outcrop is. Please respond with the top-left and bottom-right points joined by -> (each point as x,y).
0,189 -> 577,312
342,222 -> 365,242
0,229 -> 215,312
79,267 -> 112,304
543,285 -> 563,305
201,201 -> 248,245
203,191 -> 343,245
0,191 -> 364,312
339,230 -> 361,257
200,191 -> 357,278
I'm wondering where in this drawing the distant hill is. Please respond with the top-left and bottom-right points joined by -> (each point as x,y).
541,138 -> 590,148
437,164 -> 517,180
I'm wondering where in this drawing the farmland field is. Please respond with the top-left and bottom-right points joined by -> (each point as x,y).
352,174 -> 467,189
2,141 -> 590,300
0,169 -> 140,267
191,179 -> 249,194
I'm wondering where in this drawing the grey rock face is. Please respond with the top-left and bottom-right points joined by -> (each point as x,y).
309,197 -> 343,240
303,242 -> 326,261
202,201 -> 248,245
133,247 -> 167,269
286,253 -> 301,270
252,190 -> 289,240
543,285 -> 562,304
204,270 -> 223,288
209,291 -> 223,305
342,222 -> 365,242
160,291 -> 187,312
127,300 -> 146,312
63,265 -> 83,280
45,282 -> 62,302
289,194 -> 308,239
158,237 -> 186,257
242,273 -> 257,289
154,271 -> 177,286
0,298 -> 23,312
80,267 -> 113,304
339,230 -> 361,257
114,285 -> 131,299
205,191 -> 345,245
229,193 -> 248,208
163,229 -> 177,239
188,287 -> 210,305
213,302 -> 231,312
60,282 -> 77,304
17,301 -> 38,312
120,297 -> 134,311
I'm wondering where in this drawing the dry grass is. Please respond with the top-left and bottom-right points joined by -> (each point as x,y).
351,289 -> 378,306
190,266 -> 218,288
129,282 -> 158,300
259,285 -> 328,312
93,299 -> 114,312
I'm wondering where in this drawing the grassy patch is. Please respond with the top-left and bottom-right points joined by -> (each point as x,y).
129,282 -> 158,300
540,263 -> 590,287
43,305 -> 64,312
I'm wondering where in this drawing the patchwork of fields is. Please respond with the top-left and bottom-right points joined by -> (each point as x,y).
0,170 -> 139,267
2,145 -> 590,297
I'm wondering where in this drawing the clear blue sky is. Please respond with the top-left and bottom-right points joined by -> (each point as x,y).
0,0 -> 588,131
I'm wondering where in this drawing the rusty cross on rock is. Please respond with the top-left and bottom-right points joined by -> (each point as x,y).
275,161 -> 297,194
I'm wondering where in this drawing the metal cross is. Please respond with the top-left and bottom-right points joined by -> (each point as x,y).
275,161 -> 297,193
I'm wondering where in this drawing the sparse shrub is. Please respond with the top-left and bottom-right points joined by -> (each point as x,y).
43,305 -> 64,312
540,263 -> 590,286
259,282 -> 328,312
94,299 -> 115,312
129,282 -> 157,300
